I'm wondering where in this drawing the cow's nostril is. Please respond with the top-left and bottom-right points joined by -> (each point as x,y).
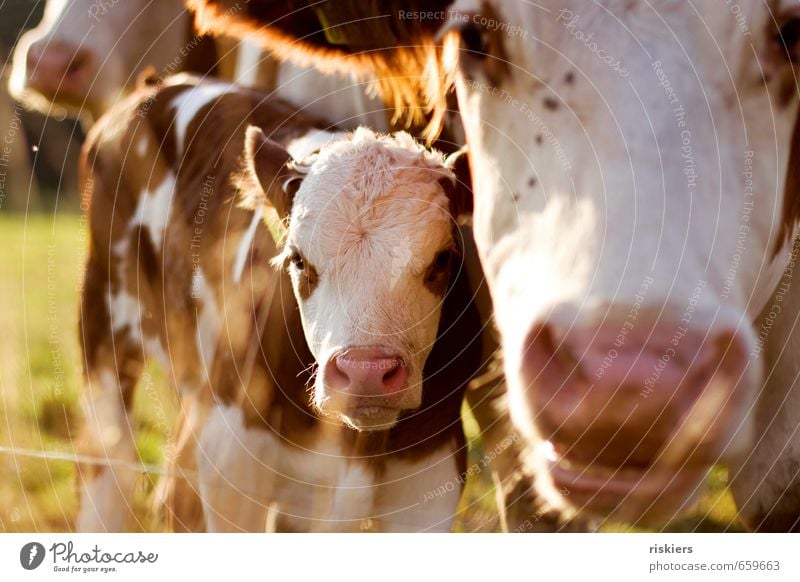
381,359 -> 408,392
328,357 -> 351,391
383,365 -> 400,382
66,50 -> 91,77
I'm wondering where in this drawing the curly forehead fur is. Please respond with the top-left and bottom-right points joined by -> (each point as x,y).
287,128 -> 455,268
296,127 -> 452,198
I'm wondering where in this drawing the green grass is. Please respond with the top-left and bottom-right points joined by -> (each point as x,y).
0,213 -> 175,532
0,213 -> 85,531
0,213 -> 744,532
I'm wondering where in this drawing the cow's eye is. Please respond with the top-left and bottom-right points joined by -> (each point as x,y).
778,15 -> 800,62
289,248 -> 305,271
460,21 -> 489,60
455,16 -> 509,85
432,250 -> 453,272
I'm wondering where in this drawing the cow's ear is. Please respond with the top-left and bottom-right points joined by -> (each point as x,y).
440,146 -> 473,221
244,125 -> 302,218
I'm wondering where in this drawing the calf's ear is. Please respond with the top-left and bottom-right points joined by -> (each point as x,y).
244,125 -> 303,218
441,146 -> 473,221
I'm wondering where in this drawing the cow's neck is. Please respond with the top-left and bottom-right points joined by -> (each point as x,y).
753,236 -> 800,415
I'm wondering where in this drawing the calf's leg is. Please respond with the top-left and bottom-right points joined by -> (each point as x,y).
76,253 -> 144,531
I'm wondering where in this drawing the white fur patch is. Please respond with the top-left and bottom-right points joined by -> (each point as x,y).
373,440 -> 462,532
76,369 -> 140,532
76,465 -> 138,532
232,207 -> 263,284
136,136 -> 148,158
234,39 -> 262,87
108,292 -> 142,336
191,268 -> 220,372
88,370 -> 126,448
286,129 -> 342,161
107,236 -> 140,337
131,172 -> 175,249
143,336 -> 169,369
197,404 -> 378,532
171,81 -> 235,157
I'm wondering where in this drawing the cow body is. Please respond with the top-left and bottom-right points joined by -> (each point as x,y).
9,0 -> 388,132
79,75 -> 480,531
188,0 -> 800,530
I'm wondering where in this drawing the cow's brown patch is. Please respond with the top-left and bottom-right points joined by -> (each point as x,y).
187,0 -> 454,139
294,257 -> 320,300
543,97 -> 559,111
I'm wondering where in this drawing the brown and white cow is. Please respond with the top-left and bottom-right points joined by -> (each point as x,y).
8,0 -> 389,132
189,0 -> 800,530
9,0 -> 219,121
79,74 -> 481,531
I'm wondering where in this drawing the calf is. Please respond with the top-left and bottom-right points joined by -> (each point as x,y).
79,74 -> 480,531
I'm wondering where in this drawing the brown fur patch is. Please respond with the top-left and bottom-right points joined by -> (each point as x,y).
295,259 -> 320,301
187,0 -> 455,139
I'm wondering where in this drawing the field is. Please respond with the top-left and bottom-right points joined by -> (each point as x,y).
0,214 -> 745,532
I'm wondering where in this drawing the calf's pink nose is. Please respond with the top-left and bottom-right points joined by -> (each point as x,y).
326,348 -> 409,397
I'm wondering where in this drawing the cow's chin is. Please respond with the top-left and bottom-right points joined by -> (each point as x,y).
17,87 -> 105,122
337,407 -> 401,432
544,450 -> 710,525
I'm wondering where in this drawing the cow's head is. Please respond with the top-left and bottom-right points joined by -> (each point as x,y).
440,0 -> 800,522
9,0 -> 206,119
242,126 -> 469,431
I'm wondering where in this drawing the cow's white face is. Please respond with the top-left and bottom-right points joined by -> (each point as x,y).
445,0 -> 800,521
9,0 -> 191,118
245,128 -> 460,431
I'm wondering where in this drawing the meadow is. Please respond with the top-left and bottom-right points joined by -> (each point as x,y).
0,214 -> 745,532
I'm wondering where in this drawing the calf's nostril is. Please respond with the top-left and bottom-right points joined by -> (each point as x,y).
381,359 -> 408,391
328,358 -> 352,391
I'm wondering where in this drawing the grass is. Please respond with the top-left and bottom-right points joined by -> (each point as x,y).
0,213 -> 745,532
0,213 -> 85,531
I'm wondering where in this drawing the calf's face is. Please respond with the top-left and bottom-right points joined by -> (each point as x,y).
244,127 -> 464,431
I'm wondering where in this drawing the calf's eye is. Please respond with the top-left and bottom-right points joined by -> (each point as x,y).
433,250 -> 453,271
289,248 -> 305,271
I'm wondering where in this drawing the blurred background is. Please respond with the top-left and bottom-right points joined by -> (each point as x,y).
0,0 -> 166,532
0,0 -> 743,533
